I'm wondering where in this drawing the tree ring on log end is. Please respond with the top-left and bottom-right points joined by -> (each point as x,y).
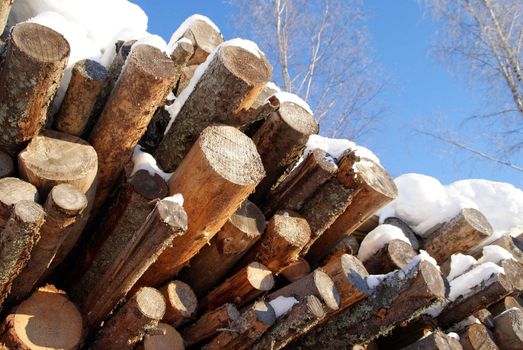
277,102 -> 318,135
353,158 -> 398,199
247,262 -> 275,291
462,208 -> 493,236
135,287 -> 167,320
129,44 -> 177,80
220,45 -> 272,87
164,281 -> 197,318
11,22 -> 70,63
50,183 -> 87,215
14,200 -> 45,224
0,177 -> 38,206
156,200 -> 188,231
418,260 -> 446,299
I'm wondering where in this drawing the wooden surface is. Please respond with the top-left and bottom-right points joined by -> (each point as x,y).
159,280 -> 197,327
459,323 -> 499,350
492,308 -> 523,350
0,177 -> 38,228
143,323 -> 184,350
363,239 -> 418,274
0,0 -> 13,35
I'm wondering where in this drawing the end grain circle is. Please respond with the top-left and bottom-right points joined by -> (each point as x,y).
130,45 -> 177,80
50,183 -> 88,213
136,287 -> 167,320
277,102 -> 318,135
220,45 -> 272,86
12,22 -> 70,63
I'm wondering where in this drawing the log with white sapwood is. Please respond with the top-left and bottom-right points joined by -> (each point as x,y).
159,280 -> 197,327
0,177 -> 38,229
0,0 -> 13,35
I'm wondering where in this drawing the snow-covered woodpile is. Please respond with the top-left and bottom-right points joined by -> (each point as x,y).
0,1 -> 522,349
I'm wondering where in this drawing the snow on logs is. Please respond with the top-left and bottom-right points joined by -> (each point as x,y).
138,125 -> 265,288
0,22 -> 70,155
155,40 -> 272,172
89,44 -> 177,211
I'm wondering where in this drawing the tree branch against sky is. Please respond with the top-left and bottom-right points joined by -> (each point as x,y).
229,0 -> 386,141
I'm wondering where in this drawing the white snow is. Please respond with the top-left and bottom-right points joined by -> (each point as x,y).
131,146 -> 173,182
477,245 -> 515,265
269,296 -> 298,318
167,14 -> 221,52
447,332 -> 460,341
266,82 -> 281,93
163,194 -> 184,207
272,91 -> 314,116
365,273 -> 388,290
357,224 -> 411,262
132,34 -> 169,55
447,254 -> 477,282
448,262 -> 505,302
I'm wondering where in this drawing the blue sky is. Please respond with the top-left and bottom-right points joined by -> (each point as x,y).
133,0 -> 522,187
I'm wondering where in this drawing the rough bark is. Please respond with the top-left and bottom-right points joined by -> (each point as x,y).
142,323 -> 184,350
138,125 -> 265,288
92,287 -> 165,350
492,308 -> 523,350
0,151 -> 13,179
399,330 -> 463,350
0,22 -> 69,155
0,177 -> 38,229
364,239 -> 418,275
159,280 -> 197,327
459,323 -> 499,350
383,217 -> 421,250
280,258 -> 311,282
0,0 -> 13,35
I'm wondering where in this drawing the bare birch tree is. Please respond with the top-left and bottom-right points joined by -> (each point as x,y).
229,0 -> 386,140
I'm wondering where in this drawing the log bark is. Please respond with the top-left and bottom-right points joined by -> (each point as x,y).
0,151 -> 13,179
363,239 -> 418,275
89,44 -> 176,211
253,295 -> 326,350
155,43 -> 272,172
383,217 -> 421,250
459,323 -> 499,350
0,201 -> 45,310
267,269 -> 340,311
173,19 -> 224,66
0,22 -> 70,155
179,200 -> 265,298
262,148 -> 337,215
492,308 -> 523,350
139,125 -> 265,287
489,296 -> 522,317
0,177 -> 38,229
54,59 -> 107,136
200,262 -> 274,312
399,330 -> 463,350
288,260 -> 446,349
82,199 -> 187,329
9,184 -> 87,302
251,99 -> 318,203
180,303 -> 240,347
423,208 -> 493,263
142,323 -> 184,350
0,285 -> 84,350
92,287 -> 165,350
280,258 -> 311,282
159,280 -> 197,327
305,156 -> 398,265
0,0 -> 13,35
203,301 -> 276,350
238,210 -> 311,274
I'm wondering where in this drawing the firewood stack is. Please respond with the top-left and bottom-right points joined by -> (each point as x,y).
0,9 -> 521,350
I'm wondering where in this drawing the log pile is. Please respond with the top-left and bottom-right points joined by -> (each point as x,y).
0,9 -> 520,350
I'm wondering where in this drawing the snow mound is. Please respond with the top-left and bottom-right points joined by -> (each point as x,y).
358,224 -> 411,262
132,146 -> 173,182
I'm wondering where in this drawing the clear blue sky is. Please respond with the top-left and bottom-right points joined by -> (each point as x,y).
133,0 -> 522,187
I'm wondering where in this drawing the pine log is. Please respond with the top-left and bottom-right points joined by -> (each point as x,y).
155,43 -> 272,172
0,285 -> 84,350
143,323 -> 184,350
0,201 -> 45,310
159,280 -> 197,327
179,200 -> 265,298
280,258 -> 311,282
492,308 -> 523,350
489,296 -> 522,317
459,323 -> 499,350
92,287 -> 166,350
489,235 -> 523,263
262,149 -> 337,215
253,295 -> 326,350
267,269 -> 340,311
238,211 -> 311,274
305,156 -> 398,265
82,199 -> 187,329
423,208 -> 493,263
174,19 -> 223,66
54,59 -> 107,136
0,0 -> 13,35
0,177 -> 38,228
399,330 -> 463,350
288,260 -> 446,349
383,217 -> 421,250
251,99 -> 318,202
89,44 -> 176,211
0,22 -> 69,155
71,169 -> 167,302
203,301 -> 276,350
0,151 -> 13,179
9,184 -> 87,302
200,262 -> 274,312
180,303 -> 240,347
364,239 -> 418,275
138,125 -> 265,287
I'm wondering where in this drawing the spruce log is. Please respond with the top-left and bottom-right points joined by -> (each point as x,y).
180,303 -> 240,347
238,211 -> 311,274
89,44 -> 176,211
0,177 -> 38,228
459,323 -> 499,350
203,301 -> 276,350
288,260 -> 446,349
280,258 -> 311,282
363,239 -> 418,275
10,184 -> 87,302
54,59 -> 107,136
253,295 -> 326,350
383,217 -> 421,250
0,285 -> 84,350
263,149 -> 337,215
489,296 -> 522,317
173,19 -> 224,66
0,0 -> 13,35
82,199 -> 187,329
92,287 -> 166,350
267,269 -> 340,311
143,323 -> 184,350
139,125 -> 265,287
0,22 -> 69,155
200,262 -> 274,312
159,280 -> 197,327
155,43 -> 272,172
305,156 -> 398,265
0,201 -> 45,309
492,308 -> 523,350
251,99 -> 318,202
399,330 -> 463,350
0,151 -> 13,179
179,200 -> 265,298
423,208 -> 493,263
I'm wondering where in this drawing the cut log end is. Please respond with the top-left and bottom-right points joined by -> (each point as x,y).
247,262 -> 275,291
272,211 -> 311,248
313,269 -> 341,311
419,260 -> 447,299
49,183 -> 88,216
220,45 -> 272,88
156,200 -> 188,231
11,22 -> 70,63
0,177 -> 38,207
13,200 -> 45,224
252,300 -> 277,326
228,200 -> 266,242
161,280 -> 197,322
130,170 -> 169,200
136,287 -> 167,321
143,323 -> 184,350
462,208 -> 494,237
131,44 -> 178,80
276,101 -> 318,135
352,157 -> 398,200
